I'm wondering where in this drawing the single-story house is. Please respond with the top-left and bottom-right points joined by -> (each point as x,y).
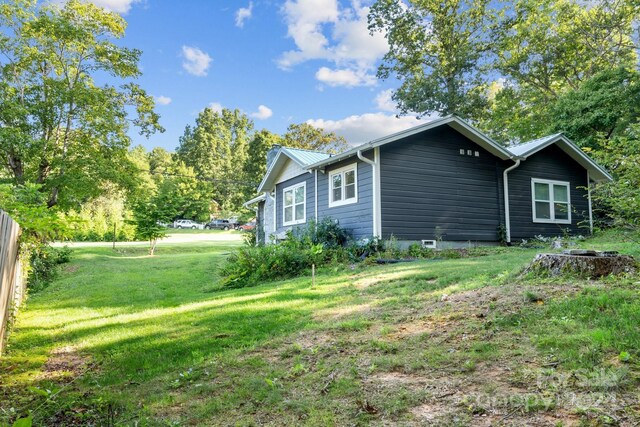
245,115 -> 612,246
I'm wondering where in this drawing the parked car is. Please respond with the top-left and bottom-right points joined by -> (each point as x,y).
238,221 -> 256,231
173,219 -> 204,229
204,219 -> 232,230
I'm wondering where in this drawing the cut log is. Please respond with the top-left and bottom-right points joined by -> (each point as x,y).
525,253 -> 637,278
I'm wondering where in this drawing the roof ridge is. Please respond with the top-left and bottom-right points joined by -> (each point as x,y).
282,146 -> 329,155
511,132 -> 563,147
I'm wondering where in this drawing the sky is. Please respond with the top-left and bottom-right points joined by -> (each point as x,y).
87,0 -> 425,151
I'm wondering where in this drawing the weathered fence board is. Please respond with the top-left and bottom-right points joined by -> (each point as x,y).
0,210 -> 23,356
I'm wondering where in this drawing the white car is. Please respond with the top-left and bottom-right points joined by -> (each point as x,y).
173,219 -> 204,229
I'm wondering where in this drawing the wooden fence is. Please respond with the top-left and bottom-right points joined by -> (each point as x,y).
0,210 -> 24,356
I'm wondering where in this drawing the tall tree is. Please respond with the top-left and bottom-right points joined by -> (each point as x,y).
282,123 -> 349,154
0,0 -> 163,208
176,107 -> 254,212
369,0 -> 493,119
243,129 -> 282,188
482,0 -> 639,141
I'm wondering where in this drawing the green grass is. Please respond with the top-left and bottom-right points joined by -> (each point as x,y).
1,231 -> 639,425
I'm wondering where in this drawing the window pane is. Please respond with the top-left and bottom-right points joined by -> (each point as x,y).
284,206 -> 293,223
345,170 -> 355,185
554,203 -> 569,220
332,173 -> 342,190
345,183 -> 355,199
535,201 -> 551,219
284,190 -> 293,206
333,187 -> 342,202
295,204 -> 304,220
553,185 -> 568,203
534,183 -> 550,200
295,186 -> 304,203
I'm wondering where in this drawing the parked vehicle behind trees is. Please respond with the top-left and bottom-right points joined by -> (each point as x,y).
173,219 -> 204,229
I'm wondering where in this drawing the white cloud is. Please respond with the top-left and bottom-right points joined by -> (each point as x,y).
315,67 -> 375,87
80,0 -> 141,13
279,0 -> 388,88
250,105 -> 273,120
154,95 -> 172,106
306,113 -> 425,145
374,89 -> 397,112
235,2 -> 253,28
181,46 -> 212,77
208,102 -> 223,113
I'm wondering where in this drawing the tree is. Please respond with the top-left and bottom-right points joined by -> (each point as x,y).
483,0 -> 639,141
243,129 -> 282,188
0,0 -> 163,209
131,199 -> 168,256
549,67 -> 640,151
282,123 -> 349,154
176,107 -> 254,212
369,0 -> 493,119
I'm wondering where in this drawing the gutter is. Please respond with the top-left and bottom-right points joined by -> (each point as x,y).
503,159 -> 521,244
357,149 -> 381,237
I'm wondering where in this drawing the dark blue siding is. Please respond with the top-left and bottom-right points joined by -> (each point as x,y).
508,144 -> 590,240
380,126 -> 503,241
275,172 -> 316,235
317,157 -> 373,239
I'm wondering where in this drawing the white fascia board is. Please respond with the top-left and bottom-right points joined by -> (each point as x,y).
517,135 -> 613,182
257,148 -> 309,193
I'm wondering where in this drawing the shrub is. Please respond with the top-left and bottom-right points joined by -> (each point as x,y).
28,245 -> 72,292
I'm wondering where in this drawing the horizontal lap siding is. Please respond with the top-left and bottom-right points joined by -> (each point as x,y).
380,126 -> 503,242
317,157 -> 373,239
508,145 -> 590,239
275,172 -> 316,235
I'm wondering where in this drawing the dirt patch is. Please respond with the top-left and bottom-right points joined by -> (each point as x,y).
313,303 -> 372,321
64,264 -> 80,273
38,346 -> 90,381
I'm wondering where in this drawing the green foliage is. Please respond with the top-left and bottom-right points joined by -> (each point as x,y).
221,219 -> 352,288
27,245 -> 72,292
131,199 -> 169,255
0,183 -> 69,244
550,67 -> 640,151
282,123 -> 349,154
176,107 -> 254,212
369,0 -> 492,119
243,129 -> 282,190
0,0 -> 163,209
64,192 -> 136,242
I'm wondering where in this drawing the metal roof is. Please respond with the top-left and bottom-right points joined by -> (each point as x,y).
282,147 -> 330,166
507,133 -> 563,157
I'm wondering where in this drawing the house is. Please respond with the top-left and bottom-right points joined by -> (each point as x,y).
245,115 -> 612,246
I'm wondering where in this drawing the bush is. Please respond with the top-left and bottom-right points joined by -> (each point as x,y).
220,243 -> 325,289
28,245 -> 72,292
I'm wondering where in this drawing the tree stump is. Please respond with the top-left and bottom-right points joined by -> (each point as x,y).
524,251 -> 636,278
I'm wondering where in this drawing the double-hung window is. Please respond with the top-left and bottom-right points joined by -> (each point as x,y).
283,182 -> 306,226
329,163 -> 358,207
531,178 -> 571,224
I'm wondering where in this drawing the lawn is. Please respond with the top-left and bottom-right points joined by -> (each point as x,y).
1,231 -> 639,426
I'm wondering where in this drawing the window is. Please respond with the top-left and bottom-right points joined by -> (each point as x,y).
283,182 -> 306,226
329,163 -> 358,207
531,178 -> 571,224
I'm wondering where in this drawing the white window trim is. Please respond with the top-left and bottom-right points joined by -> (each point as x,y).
282,182 -> 306,226
328,163 -> 358,208
531,178 -> 572,224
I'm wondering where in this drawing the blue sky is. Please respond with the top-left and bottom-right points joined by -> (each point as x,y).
90,0 -> 424,151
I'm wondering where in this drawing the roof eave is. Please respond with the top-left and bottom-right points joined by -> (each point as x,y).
307,115 -> 513,169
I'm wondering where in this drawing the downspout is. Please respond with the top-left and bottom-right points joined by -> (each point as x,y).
587,171 -> 593,234
503,159 -> 521,244
314,169 -> 318,231
357,149 -> 380,237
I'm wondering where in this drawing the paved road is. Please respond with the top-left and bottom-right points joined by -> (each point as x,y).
52,232 -> 243,248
